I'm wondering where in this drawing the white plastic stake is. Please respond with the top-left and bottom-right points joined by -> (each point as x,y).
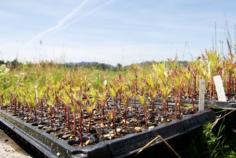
213,75 -> 227,101
198,79 -> 205,111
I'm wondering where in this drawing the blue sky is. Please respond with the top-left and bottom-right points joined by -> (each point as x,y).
0,0 -> 235,65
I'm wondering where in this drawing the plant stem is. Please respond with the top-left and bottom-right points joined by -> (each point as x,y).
13,97 -> 17,115
78,111 -> 83,146
73,112 -> 76,136
34,107 -> 37,122
67,106 -> 70,129
163,99 -> 168,115
124,107 -> 127,129
50,107 -> 53,128
64,104 -> 66,123
144,106 -> 148,128
87,112 -> 93,133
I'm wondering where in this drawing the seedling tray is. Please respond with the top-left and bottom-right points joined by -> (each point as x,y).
168,99 -> 236,110
202,100 -> 236,109
214,101 -> 236,109
0,109 -> 215,158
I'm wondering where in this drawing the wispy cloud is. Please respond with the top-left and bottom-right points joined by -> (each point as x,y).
22,0 -> 90,50
59,0 -> 114,31
21,0 -> 115,51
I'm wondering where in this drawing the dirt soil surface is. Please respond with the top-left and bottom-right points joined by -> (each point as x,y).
0,129 -> 31,158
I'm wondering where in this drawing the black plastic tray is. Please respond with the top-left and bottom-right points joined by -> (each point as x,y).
0,109 -> 215,158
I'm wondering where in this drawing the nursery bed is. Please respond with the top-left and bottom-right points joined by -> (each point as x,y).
0,109 -> 215,158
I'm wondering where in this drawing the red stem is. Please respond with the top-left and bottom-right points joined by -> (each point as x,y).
64,105 -> 67,123
67,106 -> 70,129
14,97 -> 17,115
87,112 -> 93,133
111,107 -> 117,135
163,99 -> 168,115
34,107 -> 37,122
78,111 -> 83,146
227,73 -> 232,97
40,100 -> 43,122
73,112 -> 76,136
124,107 -> 127,129
144,106 -> 148,128
50,107 -> 53,128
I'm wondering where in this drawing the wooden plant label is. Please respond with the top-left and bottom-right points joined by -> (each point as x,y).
198,79 -> 205,111
213,75 -> 227,101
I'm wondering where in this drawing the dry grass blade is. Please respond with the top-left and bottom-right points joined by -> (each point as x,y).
233,129 -> 236,134
212,118 -> 220,130
136,135 -> 161,155
158,135 -> 182,158
136,134 -> 181,158
215,109 -> 228,114
211,109 -> 236,130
